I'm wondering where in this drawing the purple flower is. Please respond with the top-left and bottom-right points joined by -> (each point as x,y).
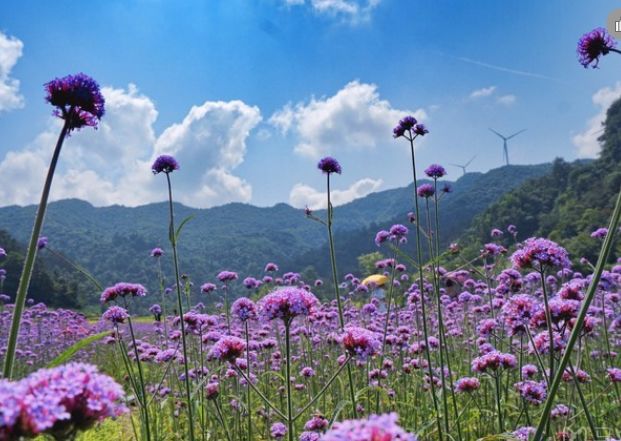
389,224 -> 409,240
270,422 -> 287,439
322,413 -> 417,441
151,155 -> 179,174
514,380 -> 547,405
375,230 -> 390,246
150,247 -> 164,257
607,367 -> 621,383
37,236 -> 48,250
317,157 -> 342,174
201,282 -> 217,294
511,237 -> 571,270
258,287 -> 318,322
393,115 -> 417,137
341,327 -> 381,361
231,297 -> 257,322
0,248 -> 6,259
0,363 -> 126,438
455,377 -> 480,393
44,73 -> 105,131
100,282 -> 147,303
209,336 -> 246,363
243,277 -> 260,289
512,426 -> 535,441
590,227 -> 608,239
217,271 -> 239,283
304,414 -> 328,431
424,164 -> 446,179
471,351 -> 517,373
577,27 -> 616,68
416,183 -> 435,198
102,306 -> 129,324
265,262 -> 279,272
413,124 -> 429,136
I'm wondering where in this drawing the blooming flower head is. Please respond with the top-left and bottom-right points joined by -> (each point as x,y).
514,380 -> 547,405
100,282 -> 147,303
577,27 -> 616,68
389,224 -> 409,241
270,422 -> 287,439
416,183 -> 435,198
317,156 -> 342,174
231,297 -> 257,322
511,237 -> 571,271
35,236 -> 49,250
102,306 -> 129,324
265,262 -> 279,272
413,124 -> 429,136
45,73 -> 105,131
393,115 -> 417,137
455,377 -> 481,393
217,271 -> 239,283
209,336 -> 246,363
151,155 -> 179,174
322,413 -> 417,441
341,327 -> 381,361
424,164 -> 446,179
0,363 -> 126,439
150,247 -> 164,257
201,282 -> 217,294
471,351 -> 517,373
258,287 -> 318,322
591,227 -> 608,239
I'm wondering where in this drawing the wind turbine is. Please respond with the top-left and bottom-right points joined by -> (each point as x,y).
450,155 -> 476,176
489,128 -> 526,165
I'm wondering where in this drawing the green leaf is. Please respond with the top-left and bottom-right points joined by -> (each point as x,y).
47,332 -> 109,368
175,214 -> 196,241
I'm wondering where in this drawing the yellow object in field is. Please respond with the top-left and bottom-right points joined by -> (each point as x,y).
361,274 -> 388,287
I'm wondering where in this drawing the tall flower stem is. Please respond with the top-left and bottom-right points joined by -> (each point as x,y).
534,186 -> 621,440
165,173 -> 196,441
245,321 -> 253,441
539,270 -> 555,379
126,312 -> 151,441
285,320 -> 294,441
326,174 -> 358,418
407,133 -> 443,440
3,120 -> 69,379
424,198 -> 450,435
432,183 -> 462,441
493,373 -> 504,433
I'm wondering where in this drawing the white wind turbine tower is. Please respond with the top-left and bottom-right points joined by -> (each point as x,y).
489,128 -> 526,166
450,155 -> 476,176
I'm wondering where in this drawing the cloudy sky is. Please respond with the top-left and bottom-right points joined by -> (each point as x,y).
0,0 -> 620,209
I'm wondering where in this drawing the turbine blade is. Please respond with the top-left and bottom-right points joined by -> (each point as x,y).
465,155 -> 476,166
488,128 -> 504,139
507,129 -> 526,140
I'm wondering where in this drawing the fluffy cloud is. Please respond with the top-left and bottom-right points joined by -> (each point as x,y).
0,85 -> 262,208
270,80 -> 425,158
284,0 -> 381,22
0,31 -> 24,111
496,94 -> 516,106
469,86 -> 496,99
289,177 -> 382,209
573,82 -> 621,158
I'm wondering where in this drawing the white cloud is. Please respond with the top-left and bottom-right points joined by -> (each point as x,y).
289,177 -> 383,209
0,85 -> 262,208
283,0 -> 381,22
496,94 -> 516,106
573,82 -> 621,158
469,86 -> 496,99
270,80 -> 425,158
0,31 -> 24,112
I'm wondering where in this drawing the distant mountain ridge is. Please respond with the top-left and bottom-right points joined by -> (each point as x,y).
0,163 -> 551,309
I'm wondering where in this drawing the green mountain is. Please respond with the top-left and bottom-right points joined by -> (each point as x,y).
461,96 -> 621,263
0,163 -> 551,309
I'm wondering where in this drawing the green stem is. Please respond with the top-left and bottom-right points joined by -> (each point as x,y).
494,373 -> 504,433
245,321 -> 253,441
285,321 -> 294,441
235,366 -> 287,420
407,132 -> 443,440
127,314 -> 151,441
533,185 -> 621,440
293,355 -> 351,421
165,173 -> 196,441
3,120 -> 69,379
326,174 -> 358,418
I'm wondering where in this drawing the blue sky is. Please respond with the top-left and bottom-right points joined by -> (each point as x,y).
0,0 -> 620,209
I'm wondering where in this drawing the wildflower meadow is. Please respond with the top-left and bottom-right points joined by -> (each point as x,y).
2,22 -> 621,441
